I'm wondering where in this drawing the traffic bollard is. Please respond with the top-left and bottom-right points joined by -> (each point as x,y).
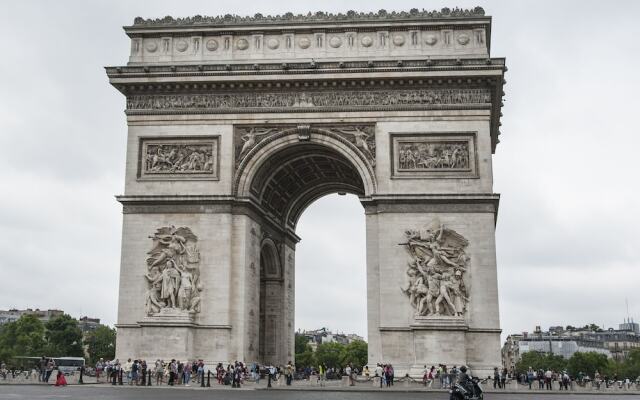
207,370 -> 211,387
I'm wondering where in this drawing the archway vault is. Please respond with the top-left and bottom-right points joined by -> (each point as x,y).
235,126 -> 377,229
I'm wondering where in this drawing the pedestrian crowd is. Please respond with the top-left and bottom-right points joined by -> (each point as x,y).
94,358 -> 208,386
496,366 -> 640,391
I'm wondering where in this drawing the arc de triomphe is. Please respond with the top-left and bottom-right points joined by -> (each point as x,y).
107,7 -> 505,376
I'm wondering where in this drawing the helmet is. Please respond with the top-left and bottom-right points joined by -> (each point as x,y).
460,366 -> 467,373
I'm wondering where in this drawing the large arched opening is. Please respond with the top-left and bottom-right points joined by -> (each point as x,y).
242,128 -> 374,365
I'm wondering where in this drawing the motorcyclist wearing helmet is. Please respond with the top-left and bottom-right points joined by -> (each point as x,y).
458,366 -> 476,396
458,366 -> 470,384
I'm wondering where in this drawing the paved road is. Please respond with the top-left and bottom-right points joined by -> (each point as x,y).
1,386 -> 639,400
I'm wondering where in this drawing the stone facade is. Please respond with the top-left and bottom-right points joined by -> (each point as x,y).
108,8 -> 506,376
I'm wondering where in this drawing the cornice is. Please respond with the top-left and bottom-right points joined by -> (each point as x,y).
129,8 -> 488,29
106,57 -> 506,79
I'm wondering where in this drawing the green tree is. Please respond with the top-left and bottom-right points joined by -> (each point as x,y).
295,350 -> 316,368
85,325 -> 116,364
315,342 -> 345,368
295,334 -> 312,354
0,314 -> 46,363
620,348 -> 640,378
567,352 -> 609,377
340,340 -> 368,369
515,351 -> 567,374
45,314 -> 83,357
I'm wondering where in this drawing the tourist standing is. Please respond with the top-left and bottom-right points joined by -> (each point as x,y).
168,359 -> 177,386
197,360 -> 204,384
375,363 -> 384,388
318,364 -> 326,387
154,360 -> 163,385
45,358 -> 55,383
95,358 -> 104,383
182,361 -> 191,385
131,360 -> 139,385
39,356 -> 47,382
345,364 -> 354,386
285,361 -> 294,385
545,369 -> 552,390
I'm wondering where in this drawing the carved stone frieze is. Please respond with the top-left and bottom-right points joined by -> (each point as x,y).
145,226 -> 203,317
398,141 -> 469,170
401,219 -> 470,317
127,88 -> 491,115
391,134 -> 476,178
139,137 -> 219,180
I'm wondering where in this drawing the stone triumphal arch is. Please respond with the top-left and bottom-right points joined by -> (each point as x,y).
108,7 -> 506,376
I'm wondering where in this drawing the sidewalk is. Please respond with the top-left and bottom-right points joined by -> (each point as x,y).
4,377 -> 640,396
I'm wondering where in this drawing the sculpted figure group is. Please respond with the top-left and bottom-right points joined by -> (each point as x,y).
144,144 -> 215,174
402,220 -> 470,317
144,226 -> 203,316
399,142 -> 469,170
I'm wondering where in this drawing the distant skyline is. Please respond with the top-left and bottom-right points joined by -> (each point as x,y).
0,0 -> 638,343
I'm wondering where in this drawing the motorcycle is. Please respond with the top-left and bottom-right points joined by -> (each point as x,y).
449,377 -> 484,400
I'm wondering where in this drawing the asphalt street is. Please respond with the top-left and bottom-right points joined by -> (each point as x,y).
1,386 -> 640,400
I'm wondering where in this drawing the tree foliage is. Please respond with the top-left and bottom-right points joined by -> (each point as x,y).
295,350 -> 316,368
315,342 -> 345,368
297,339 -> 368,370
44,314 -> 83,357
85,325 -> 116,364
340,340 -> 368,369
295,334 -> 312,354
566,352 -> 609,377
515,351 -> 567,373
516,349 -> 640,379
0,314 -> 46,362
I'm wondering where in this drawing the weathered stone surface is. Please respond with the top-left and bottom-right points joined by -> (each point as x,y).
108,9 -> 506,377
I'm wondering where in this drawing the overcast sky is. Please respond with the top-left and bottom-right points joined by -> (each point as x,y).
0,0 -> 638,343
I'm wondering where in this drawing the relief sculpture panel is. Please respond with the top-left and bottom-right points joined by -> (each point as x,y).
138,137 -> 219,180
391,134 -> 476,178
401,219 -> 470,318
144,226 -> 203,318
